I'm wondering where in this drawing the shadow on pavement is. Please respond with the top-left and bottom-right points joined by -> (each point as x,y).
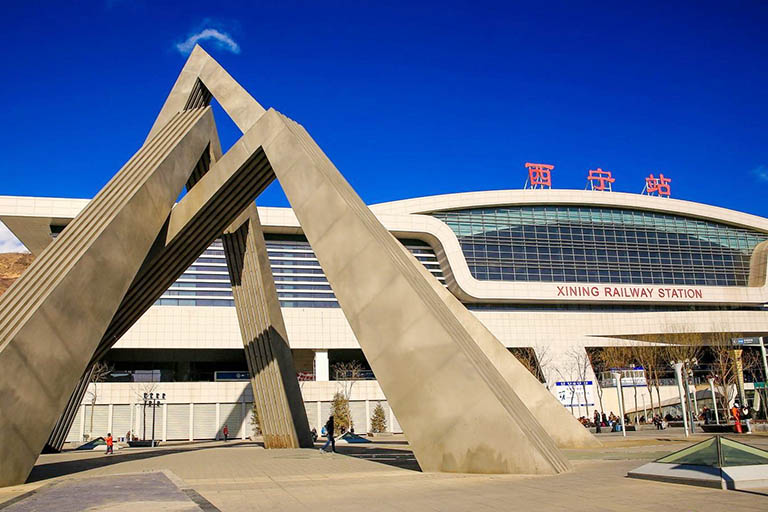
333,445 -> 422,472
27,441 -> 257,484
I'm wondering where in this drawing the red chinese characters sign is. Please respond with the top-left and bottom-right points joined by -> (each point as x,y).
520,161 -> 673,197
644,173 -> 671,197
524,162 -> 553,189
586,168 -> 615,191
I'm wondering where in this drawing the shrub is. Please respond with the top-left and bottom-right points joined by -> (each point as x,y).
370,402 -> 387,433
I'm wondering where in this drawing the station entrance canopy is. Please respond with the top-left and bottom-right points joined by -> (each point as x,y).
0,46 -> 597,487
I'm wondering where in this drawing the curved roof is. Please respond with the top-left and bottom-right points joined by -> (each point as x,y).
3,190 -> 768,305
370,189 -> 768,233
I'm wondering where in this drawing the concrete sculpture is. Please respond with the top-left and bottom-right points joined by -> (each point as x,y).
222,205 -> 313,449
0,45 -> 594,486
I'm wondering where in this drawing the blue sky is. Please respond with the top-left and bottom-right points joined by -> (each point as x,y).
1,1 -> 767,239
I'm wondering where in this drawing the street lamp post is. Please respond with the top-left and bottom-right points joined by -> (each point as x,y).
142,392 -> 166,447
708,376 -> 720,424
672,362 -> 689,437
611,372 -> 627,437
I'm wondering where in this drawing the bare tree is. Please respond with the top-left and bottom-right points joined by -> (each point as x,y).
132,382 -> 159,441
510,347 -> 545,382
708,330 -> 738,422
555,348 -> 593,417
631,344 -> 665,418
533,343 -> 554,389
593,346 -> 631,417
86,362 -> 112,439
332,360 -> 363,431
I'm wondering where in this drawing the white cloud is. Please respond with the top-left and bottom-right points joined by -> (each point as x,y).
176,28 -> 240,56
0,221 -> 28,253
753,165 -> 768,183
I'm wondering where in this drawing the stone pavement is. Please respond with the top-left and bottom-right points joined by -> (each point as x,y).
1,472 -> 205,512
0,433 -> 766,511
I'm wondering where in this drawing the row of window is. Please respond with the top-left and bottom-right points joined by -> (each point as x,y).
157,237 -> 444,307
433,206 -> 766,286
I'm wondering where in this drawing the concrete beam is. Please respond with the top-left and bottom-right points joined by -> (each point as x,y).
223,205 -> 313,448
0,107 -> 216,486
262,113 -> 571,474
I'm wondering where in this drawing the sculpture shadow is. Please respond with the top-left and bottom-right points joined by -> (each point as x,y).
333,444 -> 422,472
26,441 -> 257,484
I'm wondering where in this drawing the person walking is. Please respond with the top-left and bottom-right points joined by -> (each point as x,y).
593,410 -> 601,434
731,402 -> 742,433
742,402 -> 753,434
222,424 -> 229,442
105,433 -> 114,455
320,415 -> 335,453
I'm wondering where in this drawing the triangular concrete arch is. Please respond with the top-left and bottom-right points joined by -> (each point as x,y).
0,45 -> 597,487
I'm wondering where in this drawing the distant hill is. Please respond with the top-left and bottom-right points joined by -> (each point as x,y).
0,252 -> 34,295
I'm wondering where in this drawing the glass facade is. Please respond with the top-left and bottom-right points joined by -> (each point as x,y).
432,206 -> 767,286
157,236 -> 445,307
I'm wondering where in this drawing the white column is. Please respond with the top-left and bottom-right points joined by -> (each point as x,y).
315,350 -> 330,382
189,403 -> 194,441
162,404 -> 168,442
316,401 -> 322,431
365,400 -> 371,433
388,404 -> 394,433
216,402 -> 221,440
708,377 -> 720,424
78,404 -> 85,442
241,400 -> 247,440
107,404 -> 113,435
129,401 -> 134,439
611,372 -> 626,437
672,362 -> 689,437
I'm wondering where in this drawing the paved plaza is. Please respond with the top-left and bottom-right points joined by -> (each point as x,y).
0,430 -> 766,511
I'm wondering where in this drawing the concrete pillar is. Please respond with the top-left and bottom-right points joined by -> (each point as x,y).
222,206 -> 313,449
365,400 -> 371,433
189,403 -> 194,441
315,350 -> 329,382
108,404 -> 113,434
672,363 -> 689,437
78,405 -> 85,442
316,401 -> 322,431
241,400 -> 247,440
216,402 -> 221,440
162,404 -> 167,442
129,401 -> 134,439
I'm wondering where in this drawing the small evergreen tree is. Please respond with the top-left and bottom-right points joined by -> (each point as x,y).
330,391 -> 351,433
370,402 -> 387,433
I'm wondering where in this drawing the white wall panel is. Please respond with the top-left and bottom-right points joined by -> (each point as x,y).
65,407 -> 83,443
112,405 -> 132,440
166,404 -> 190,440
219,403 -> 242,440
193,403 -> 217,439
350,401 -> 366,433
83,405 -> 108,439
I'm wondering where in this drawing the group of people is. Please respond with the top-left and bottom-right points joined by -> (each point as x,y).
583,401 -> 759,435
585,410 -> 630,433
730,401 -> 754,434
